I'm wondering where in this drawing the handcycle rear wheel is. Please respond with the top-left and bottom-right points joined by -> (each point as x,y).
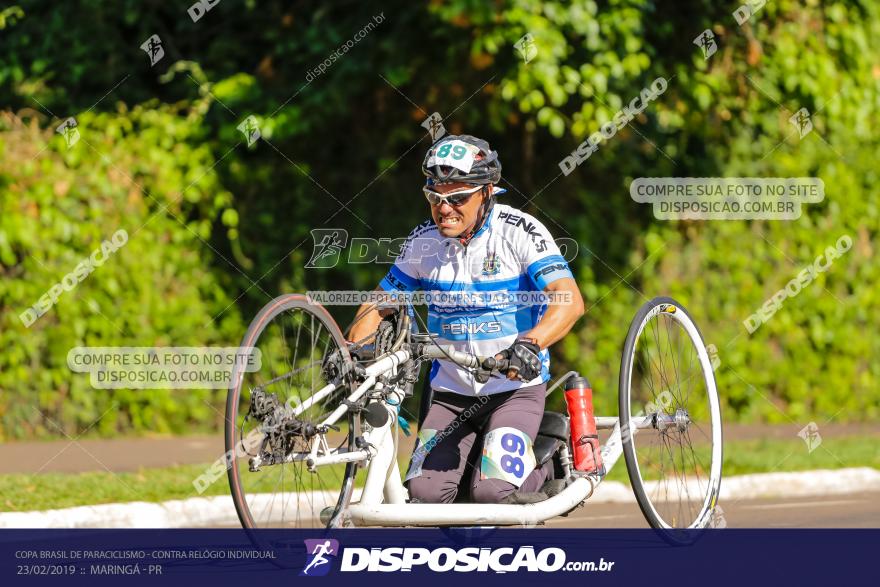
619,297 -> 723,534
226,294 -> 358,528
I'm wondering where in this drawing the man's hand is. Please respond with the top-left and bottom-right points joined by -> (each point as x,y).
495,338 -> 542,381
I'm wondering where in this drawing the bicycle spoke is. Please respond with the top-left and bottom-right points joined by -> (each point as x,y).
626,300 -> 721,532
228,297 -> 356,529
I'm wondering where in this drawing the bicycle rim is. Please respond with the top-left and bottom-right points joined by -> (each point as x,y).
620,297 -> 723,532
226,294 -> 358,529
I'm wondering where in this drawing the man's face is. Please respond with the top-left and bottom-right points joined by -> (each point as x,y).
428,182 -> 487,238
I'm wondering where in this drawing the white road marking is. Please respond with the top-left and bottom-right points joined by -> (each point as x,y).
578,514 -> 632,521
742,499 -> 864,510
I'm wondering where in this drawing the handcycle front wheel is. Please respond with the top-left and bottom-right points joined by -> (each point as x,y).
225,294 -> 358,529
619,297 -> 723,534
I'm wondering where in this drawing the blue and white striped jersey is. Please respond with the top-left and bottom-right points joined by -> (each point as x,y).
379,203 -> 574,396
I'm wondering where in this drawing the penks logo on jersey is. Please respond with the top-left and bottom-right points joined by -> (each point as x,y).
497,210 -> 547,252
301,539 -> 340,577
533,262 -> 568,280
442,321 -> 502,335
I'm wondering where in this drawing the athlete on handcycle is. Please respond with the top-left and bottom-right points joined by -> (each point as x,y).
348,134 -> 584,505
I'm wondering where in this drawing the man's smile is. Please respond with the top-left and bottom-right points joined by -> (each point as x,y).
437,213 -> 462,229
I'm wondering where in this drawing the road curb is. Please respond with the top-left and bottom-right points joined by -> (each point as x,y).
590,466 -> 880,503
0,495 -> 238,529
1,467 -> 878,528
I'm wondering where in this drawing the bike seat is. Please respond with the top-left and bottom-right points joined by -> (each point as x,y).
538,411 -> 569,441
534,411 -> 569,466
533,435 -> 561,465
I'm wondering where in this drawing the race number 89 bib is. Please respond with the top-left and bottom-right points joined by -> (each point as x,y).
426,140 -> 480,173
480,427 -> 537,488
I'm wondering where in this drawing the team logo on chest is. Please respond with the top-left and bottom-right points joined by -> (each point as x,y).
481,252 -> 500,276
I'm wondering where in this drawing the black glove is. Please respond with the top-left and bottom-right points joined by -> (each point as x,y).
496,338 -> 542,381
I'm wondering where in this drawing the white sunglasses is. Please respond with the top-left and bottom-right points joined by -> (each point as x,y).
422,184 -> 484,207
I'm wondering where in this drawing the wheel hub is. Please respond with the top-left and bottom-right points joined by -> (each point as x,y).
655,407 -> 691,432
673,408 -> 690,432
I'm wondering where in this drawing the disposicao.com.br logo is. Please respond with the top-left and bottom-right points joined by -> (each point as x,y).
301,539 -> 614,574
301,539 -> 340,576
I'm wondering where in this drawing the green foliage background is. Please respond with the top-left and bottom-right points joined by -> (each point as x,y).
0,0 -> 877,439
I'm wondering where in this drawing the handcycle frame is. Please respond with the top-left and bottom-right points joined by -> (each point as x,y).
228,294 -> 722,532
255,342 -> 656,527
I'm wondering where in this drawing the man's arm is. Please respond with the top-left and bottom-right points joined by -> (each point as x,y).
350,225 -> 423,343
523,277 -> 584,349
347,287 -> 386,343
494,277 -> 584,381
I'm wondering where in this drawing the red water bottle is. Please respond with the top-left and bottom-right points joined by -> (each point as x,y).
564,375 -> 604,475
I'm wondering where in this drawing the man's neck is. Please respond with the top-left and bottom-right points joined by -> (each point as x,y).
458,201 -> 494,246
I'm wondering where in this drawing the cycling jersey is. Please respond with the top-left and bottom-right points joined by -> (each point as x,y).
379,203 -> 574,396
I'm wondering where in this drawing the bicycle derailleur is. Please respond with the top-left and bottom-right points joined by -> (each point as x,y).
244,386 -> 338,472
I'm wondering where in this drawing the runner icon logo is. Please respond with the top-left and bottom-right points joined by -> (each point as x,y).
301,539 -> 340,577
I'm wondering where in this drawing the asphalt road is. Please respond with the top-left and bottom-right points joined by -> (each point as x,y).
205,492 -> 880,528
207,492 -> 880,529
545,491 -> 880,528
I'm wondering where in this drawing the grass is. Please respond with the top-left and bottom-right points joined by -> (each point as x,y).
1,435 -> 877,513
1,463 -> 230,513
0,459 -> 360,513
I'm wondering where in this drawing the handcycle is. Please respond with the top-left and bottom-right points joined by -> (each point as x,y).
224,293 -> 722,533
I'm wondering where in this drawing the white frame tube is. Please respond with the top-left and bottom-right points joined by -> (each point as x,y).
264,344 -> 634,526
348,477 -> 595,526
